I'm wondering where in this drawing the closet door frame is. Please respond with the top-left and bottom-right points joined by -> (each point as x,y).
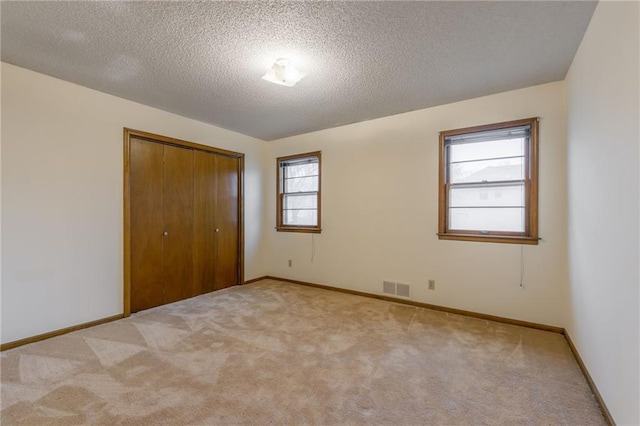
123,128 -> 245,317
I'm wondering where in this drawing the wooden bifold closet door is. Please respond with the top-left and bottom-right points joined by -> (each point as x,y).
193,151 -> 239,294
126,131 -> 243,314
129,139 -> 164,312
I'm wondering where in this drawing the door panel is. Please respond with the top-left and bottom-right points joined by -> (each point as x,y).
214,155 -> 239,289
163,145 -> 195,304
130,138 -> 164,312
193,150 -> 217,295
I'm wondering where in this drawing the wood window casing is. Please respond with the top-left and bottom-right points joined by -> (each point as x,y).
276,151 -> 322,233
438,118 -> 539,245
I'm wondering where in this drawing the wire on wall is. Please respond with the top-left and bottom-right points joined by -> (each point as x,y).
520,244 -> 525,288
311,234 -> 316,263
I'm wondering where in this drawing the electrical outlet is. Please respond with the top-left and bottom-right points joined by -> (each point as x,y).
428,279 -> 435,290
288,259 -> 292,267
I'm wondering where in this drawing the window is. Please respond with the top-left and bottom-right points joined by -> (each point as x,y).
438,118 -> 539,244
276,151 -> 321,233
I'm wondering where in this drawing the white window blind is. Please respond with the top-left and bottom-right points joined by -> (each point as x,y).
445,125 -> 531,234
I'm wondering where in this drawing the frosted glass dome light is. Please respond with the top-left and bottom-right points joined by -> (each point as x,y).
262,58 -> 307,87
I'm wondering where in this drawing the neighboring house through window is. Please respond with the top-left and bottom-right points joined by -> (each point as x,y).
276,151 -> 322,233
438,118 -> 539,244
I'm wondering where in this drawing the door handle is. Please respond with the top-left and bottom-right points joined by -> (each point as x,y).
215,229 -> 220,233
163,231 -> 169,236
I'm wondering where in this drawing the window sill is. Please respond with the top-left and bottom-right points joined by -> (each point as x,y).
276,226 -> 322,234
437,233 -> 539,245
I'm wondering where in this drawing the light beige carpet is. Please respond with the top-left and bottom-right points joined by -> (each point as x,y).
1,279 -> 604,425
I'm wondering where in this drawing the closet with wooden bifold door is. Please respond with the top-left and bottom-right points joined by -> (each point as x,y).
124,129 -> 243,315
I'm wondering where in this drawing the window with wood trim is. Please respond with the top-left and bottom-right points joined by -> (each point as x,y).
438,118 -> 539,244
276,151 -> 321,233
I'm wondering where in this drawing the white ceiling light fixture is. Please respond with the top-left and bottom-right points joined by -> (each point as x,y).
262,58 -> 307,87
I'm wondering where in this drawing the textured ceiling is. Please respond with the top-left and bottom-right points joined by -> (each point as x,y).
1,1 -> 597,141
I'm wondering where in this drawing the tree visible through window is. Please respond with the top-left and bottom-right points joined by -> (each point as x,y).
276,151 -> 321,233
438,118 -> 539,244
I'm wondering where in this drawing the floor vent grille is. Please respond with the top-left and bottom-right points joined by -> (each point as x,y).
396,283 -> 411,298
383,281 -> 396,295
382,281 -> 411,298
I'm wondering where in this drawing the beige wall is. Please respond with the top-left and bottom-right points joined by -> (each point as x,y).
265,81 -> 568,327
565,1 -> 640,424
0,63 -> 269,344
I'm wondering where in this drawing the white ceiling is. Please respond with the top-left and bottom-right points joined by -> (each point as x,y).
1,1 -> 597,141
